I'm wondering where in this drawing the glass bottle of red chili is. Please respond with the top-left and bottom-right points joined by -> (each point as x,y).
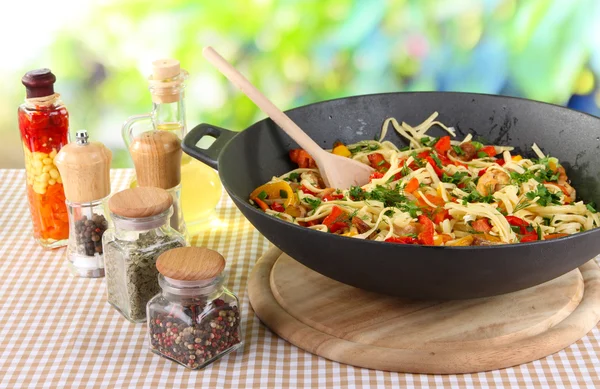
18,69 -> 70,248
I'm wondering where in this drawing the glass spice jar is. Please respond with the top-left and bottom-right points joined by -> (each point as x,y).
147,247 -> 243,369
103,187 -> 186,323
18,69 -> 70,248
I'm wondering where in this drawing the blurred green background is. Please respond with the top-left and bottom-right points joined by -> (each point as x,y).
2,0 -> 599,168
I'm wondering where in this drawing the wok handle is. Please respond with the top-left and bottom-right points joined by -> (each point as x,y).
182,123 -> 237,170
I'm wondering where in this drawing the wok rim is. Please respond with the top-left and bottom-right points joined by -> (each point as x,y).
218,91 -> 600,251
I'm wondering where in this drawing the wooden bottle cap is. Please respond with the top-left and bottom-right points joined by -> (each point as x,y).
149,58 -> 186,104
152,59 -> 180,80
108,187 -> 173,218
129,130 -> 181,189
54,130 -> 112,203
156,247 -> 226,281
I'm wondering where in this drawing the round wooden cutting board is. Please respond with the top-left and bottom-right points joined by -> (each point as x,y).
248,247 -> 600,374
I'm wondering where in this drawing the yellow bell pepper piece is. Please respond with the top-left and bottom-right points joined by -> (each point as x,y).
249,181 -> 297,207
512,155 -> 523,162
332,144 -> 351,158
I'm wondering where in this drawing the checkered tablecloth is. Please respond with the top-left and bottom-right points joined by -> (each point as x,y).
1,168 -> 599,389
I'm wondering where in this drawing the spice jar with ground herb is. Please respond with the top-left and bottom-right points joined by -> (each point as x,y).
55,130 -> 112,278
147,247 -> 243,369
103,187 -> 186,323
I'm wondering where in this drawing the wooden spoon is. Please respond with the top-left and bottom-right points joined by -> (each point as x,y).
202,46 -> 374,189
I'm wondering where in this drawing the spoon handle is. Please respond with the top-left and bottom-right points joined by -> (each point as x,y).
202,46 -> 323,156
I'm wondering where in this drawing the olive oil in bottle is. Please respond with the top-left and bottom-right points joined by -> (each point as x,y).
123,60 -> 222,233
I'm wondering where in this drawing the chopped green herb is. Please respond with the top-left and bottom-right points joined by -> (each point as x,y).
537,168 -> 559,182
477,151 -> 488,158
587,203 -> 598,213
543,216 -> 553,226
537,225 -> 542,240
398,201 -> 421,218
365,185 -> 407,207
452,145 -> 464,155
384,209 -> 395,217
430,153 -> 443,168
400,146 -> 411,152
525,184 -> 562,206
510,170 -> 538,185
279,189 -> 288,199
400,163 -> 412,177
303,197 -> 322,210
442,171 -> 468,185
513,197 -> 532,212
257,191 -> 268,200
377,160 -> 387,166
461,189 -> 495,205
511,225 -> 521,234
288,172 -> 300,181
349,186 -> 366,201
369,144 -> 380,151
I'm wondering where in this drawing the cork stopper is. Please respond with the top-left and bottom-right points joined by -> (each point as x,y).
22,68 -> 56,98
156,247 -> 225,281
108,187 -> 173,218
129,130 -> 181,189
54,130 -> 112,203
148,58 -> 187,104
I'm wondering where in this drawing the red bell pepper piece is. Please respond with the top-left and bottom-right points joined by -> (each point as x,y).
417,214 -> 435,245
300,186 -> 316,195
520,234 -> 538,242
385,236 -> 418,244
270,202 -> 285,212
480,146 -> 497,157
496,158 -> 506,166
434,136 -> 451,153
471,219 -> 492,232
425,156 -> 444,177
369,172 -> 385,181
323,193 -> 344,202
322,206 -> 349,233
478,168 -> 487,177
432,208 -> 450,224
368,153 -> 391,172
289,148 -> 317,168
505,216 -> 528,227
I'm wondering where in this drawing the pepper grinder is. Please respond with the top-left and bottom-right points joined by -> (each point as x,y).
55,130 -> 112,278
129,130 -> 188,240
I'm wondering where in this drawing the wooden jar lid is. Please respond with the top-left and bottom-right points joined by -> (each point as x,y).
129,130 -> 182,189
156,247 -> 225,281
108,187 -> 173,218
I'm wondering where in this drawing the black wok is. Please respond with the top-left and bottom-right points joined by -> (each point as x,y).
183,92 -> 600,299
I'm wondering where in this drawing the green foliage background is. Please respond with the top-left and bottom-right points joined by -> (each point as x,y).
2,0 -> 599,168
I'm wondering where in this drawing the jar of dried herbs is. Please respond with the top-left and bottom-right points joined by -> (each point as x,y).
103,187 -> 186,323
147,247 -> 243,369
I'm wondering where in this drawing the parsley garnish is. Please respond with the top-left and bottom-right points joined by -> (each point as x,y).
400,162 -> 412,177
369,144 -> 380,151
398,202 -> 421,218
365,185 -> 407,207
279,190 -> 288,199
513,197 -> 532,212
400,146 -> 411,152
442,171 -> 468,185
257,191 -> 268,200
510,171 -> 538,185
461,190 -> 495,204
384,209 -> 395,217
537,168 -> 559,182
587,203 -> 598,213
349,186 -> 366,201
303,197 -> 322,210
525,184 -> 562,206
287,172 -> 300,182
477,151 -> 488,158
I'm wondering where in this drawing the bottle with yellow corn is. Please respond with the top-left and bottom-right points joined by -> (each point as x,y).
18,69 -> 69,248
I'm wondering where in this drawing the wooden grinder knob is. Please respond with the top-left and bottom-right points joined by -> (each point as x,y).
156,247 -> 226,281
54,130 -> 112,203
129,130 -> 182,189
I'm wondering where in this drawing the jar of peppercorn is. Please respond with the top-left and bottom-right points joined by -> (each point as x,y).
18,69 -> 70,248
55,130 -> 112,278
147,247 -> 243,369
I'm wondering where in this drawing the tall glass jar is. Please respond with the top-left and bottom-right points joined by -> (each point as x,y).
18,69 -> 69,248
66,199 -> 109,278
103,187 -> 186,323
147,247 -> 243,369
